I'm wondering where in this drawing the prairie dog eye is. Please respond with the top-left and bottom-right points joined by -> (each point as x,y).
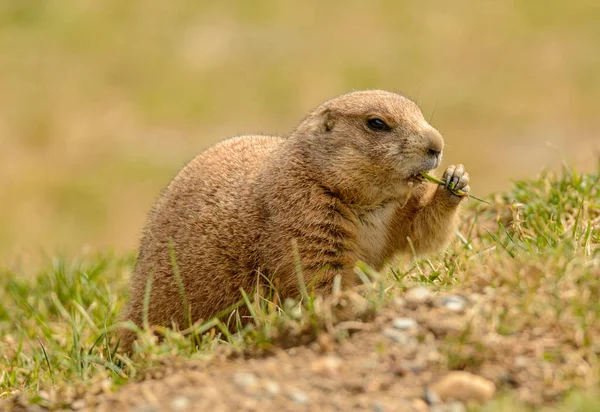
367,118 -> 390,132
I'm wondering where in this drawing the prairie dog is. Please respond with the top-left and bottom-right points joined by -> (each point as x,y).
121,90 -> 470,349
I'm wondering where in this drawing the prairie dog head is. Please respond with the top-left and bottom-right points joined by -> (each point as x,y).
292,90 -> 444,204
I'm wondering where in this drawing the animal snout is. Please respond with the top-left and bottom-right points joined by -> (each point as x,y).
428,147 -> 442,157
424,128 -> 444,158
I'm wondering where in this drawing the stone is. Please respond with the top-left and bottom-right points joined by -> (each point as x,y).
171,396 -> 190,410
440,295 -> 468,312
427,371 -> 496,404
286,388 -> 310,404
393,297 -> 407,308
382,328 -> 418,345
427,318 -> 466,338
232,372 -> 258,390
405,287 -> 433,305
70,399 -> 86,410
311,356 -> 343,377
392,317 -> 418,330
263,380 -> 281,397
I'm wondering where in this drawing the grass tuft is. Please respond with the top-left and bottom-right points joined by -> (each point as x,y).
0,164 -> 598,409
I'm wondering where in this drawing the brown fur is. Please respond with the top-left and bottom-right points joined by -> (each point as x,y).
120,90 -> 468,351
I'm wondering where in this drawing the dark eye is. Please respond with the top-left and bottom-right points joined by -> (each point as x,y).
367,118 -> 390,132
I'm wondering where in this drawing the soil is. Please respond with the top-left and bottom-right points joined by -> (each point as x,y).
5,287 -> 579,412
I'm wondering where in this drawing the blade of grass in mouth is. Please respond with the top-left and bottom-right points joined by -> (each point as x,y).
419,172 -> 492,205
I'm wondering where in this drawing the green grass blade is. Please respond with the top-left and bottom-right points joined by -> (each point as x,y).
420,172 -> 492,205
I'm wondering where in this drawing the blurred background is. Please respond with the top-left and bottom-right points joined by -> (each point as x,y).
1,0 -> 599,267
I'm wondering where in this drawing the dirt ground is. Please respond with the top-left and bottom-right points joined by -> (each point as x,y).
5,286 -> 584,412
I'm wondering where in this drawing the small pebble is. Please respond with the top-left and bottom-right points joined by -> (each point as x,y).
427,318 -> 466,337
232,372 -> 258,389
382,328 -> 417,345
38,391 -> 53,403
405,287 -> 433,305
392,317 -> 418,330
424,389 -> 441,405
263,380 -> 281,397
393,297 -> 407,308
514,356 -> 528,368
171,396 -> 190,410
440,295 -> 468,312
286,388 -> 310,404
71,399 -> 86,410
311,355 -> 343,377
427,371 -> 496,404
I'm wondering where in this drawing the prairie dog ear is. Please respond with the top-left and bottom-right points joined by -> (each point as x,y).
323,109 -> 335,132
297,107 -> 335,135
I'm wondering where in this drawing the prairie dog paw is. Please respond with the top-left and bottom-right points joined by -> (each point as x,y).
440,164 -> 470,201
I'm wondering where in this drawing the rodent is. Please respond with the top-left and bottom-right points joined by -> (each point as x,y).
120,90 -> 470,350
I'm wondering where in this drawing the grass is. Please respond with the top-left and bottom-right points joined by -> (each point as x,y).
2,0 -> 600,264
420,171 -> 492,204
0,164 -> 599,409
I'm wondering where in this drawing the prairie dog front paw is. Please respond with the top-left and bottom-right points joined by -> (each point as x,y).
439,164 -> 470,203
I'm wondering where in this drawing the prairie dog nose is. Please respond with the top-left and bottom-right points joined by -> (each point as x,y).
424,128 -> 444,157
